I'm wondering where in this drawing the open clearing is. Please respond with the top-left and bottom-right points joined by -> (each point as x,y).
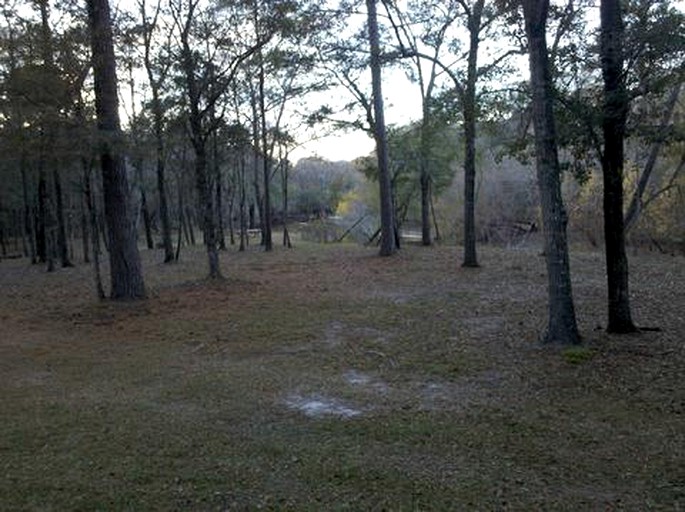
1,242 -> 683,510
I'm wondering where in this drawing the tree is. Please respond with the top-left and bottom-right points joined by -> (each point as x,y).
522,0 -> 580,344
138,0 -> 175,263
536,0 -> 684,328
460,0 -> 485,266
600,0 -> 637,333
87,0 -> 146,299
171,0 -> 274,276
367,0 -> 397,256
384,0 -> 519,265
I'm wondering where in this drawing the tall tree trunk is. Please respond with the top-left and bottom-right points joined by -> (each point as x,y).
367,0 -> 396,257
140,186 -> 154,249
154,121 -> 174,262
134,156 -> 154,250
80,171 -> 90,263
216,174 -> 226,250
239,154 -> 247,252
176,176 -> 184,261
600,0 -> 636,333
178,1 -> 221,279
213,133 -> 226,250
523,0 -> 580,345
258,51 -> 273,252
36,167 -> 48,263
194,144 -> 221,278
281,154 -> 292,248
250,88 -> 264,244
430,188 -> 441,242
84,165 -> 105,299
141,0 -> 174,264
87,0 -> 146,299
420,172 -> 431,245
21,157 -> 37,263
53,167 -> 73,267
462,0 -> 484,267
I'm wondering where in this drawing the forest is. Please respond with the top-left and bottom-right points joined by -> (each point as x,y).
0,0 -> 683,311
0,0 -> 684,508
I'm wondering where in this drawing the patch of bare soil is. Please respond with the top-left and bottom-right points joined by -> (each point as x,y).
0,242 -> 683,510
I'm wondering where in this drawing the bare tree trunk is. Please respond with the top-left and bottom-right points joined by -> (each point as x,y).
367,0 -> 396,257
84,164 -> 105,299
227,175 -> 236,246
177,4 -> 221,278
257,51 -> 273,252
21,157 -> 37,263
140,188 -> 154,249
600,0 -> 636,333
87,0 -> 146,299
462,0 -> 484,268
281,156 -> 292,248
430,187 -> 441,242
195,145 -> 221,278
184,206 -> 195,245
420,171 -> 431,246
523,0 -> 581,345
249,87 -> 265,245
213,133 -> 226,250
53,168 -> 73,267
135,155 -> 154,250
0,211 -> 5,258
156,138 -> 174,262
36,167 -> 48,263
80,172 -> 90,263
239,153 -> 247,252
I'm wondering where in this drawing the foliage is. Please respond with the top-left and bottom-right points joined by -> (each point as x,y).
355,120 -> 458,222
290,157 -> 361,217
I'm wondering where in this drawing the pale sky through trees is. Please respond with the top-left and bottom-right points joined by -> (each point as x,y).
108,0 -> 560,164
290,67 -> 423,161
112,0 -> 425,163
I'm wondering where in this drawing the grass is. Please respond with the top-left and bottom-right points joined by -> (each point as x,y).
0,239 -> 683,510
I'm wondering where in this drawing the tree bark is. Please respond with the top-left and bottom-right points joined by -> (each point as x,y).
154,113 -> 174,262
600,0 -> 637,333
80,170 -> 90,263
21,156 -> 37,263
53,168 -> 73,267
367,0 -> 397,257
87,0 -> 146,299
462,0 -> 484,268
194,143 -> 221,278
258,50 -> 273,252
140,187 -> 154,250
523,0 -> 581,345
84,164 -> 105,299
36,167 -> 48,263
213,132 -> 226,251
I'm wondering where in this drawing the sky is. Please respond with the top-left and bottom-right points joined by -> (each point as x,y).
289,67 -> 423,163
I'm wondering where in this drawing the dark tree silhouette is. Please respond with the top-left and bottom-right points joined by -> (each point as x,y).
522,0 -> 580,344
87,0 -> 146,299
600,0 -> 637,333
367,0 -> 397,256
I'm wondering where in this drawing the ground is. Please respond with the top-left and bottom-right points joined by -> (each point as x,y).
0,241 -> 683,510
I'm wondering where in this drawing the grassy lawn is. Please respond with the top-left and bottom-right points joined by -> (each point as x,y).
1,241 -> 683,510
